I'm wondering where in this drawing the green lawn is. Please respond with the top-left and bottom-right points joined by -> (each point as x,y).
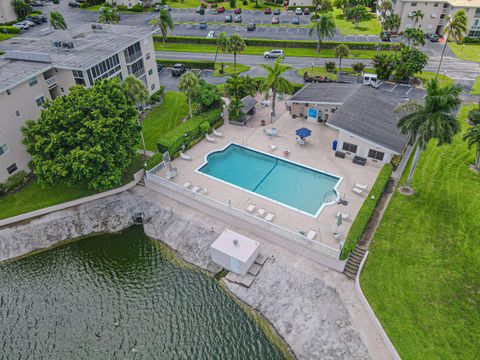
415,70 -> 455,88
323,7 -> 381,35
0,33 -> 16,42
297,65 -> 375,81
361,104 -> 480,359
80,3 -> 104,11
470,76 -> 480,95
214,62 -> 250,76
142,91 -> 189,151
448,43 -> 480,62
166,0 -> 203,9
155,42 -> 390,59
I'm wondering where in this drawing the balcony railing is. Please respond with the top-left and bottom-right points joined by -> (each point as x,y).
124,51 -> 142,64
45,76 -> 57,88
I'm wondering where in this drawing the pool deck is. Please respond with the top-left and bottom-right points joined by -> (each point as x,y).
164,96 -> 383,251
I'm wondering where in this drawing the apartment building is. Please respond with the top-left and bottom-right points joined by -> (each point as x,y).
390,0 -> 480,36
0,23 -> 160,182
0,0 -> 16,24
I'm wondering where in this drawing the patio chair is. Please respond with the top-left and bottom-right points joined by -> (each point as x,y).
205,134 -> 216,143
306,230 -> 317,241
269,144 -> 277,151
265,212 -> 275,222
354,183 -> 368,190
191,186 -> 200,193
180,151 -> 192,161
257,208 -> 266,218
352,187 -> 363,195
246,204 -> 256,213
183,181 -> 192,189
213,129 -> 223,137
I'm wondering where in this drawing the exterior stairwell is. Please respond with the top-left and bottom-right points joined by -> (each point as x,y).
343,245 -> 368,279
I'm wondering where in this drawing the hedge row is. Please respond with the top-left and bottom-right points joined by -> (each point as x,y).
464,37 -> 480,44
156,35 -> 402,51
157,108 -> 222,154
339,163 -> 393,260
287,5 -> 315,10
0,26 -> 21,34
156,59 -> 215,70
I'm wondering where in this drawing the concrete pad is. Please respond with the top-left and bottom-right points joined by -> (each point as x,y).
248,263 -> 262,276
255,253 -> 268,265
225,271 -> 256,288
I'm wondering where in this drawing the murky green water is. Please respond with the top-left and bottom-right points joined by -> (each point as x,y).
0,227 -> 284,359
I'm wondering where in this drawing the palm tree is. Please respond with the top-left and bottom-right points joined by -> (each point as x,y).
436,9 -> 468,80
149,9 -> 174,46
378,0 -> 392,20
384,14 -> 400,33
395,79 -> 461,192
259,59 -> 293,119
178,71 -> 200,119
122,76 -> 150,159
334,44 -> 349,72
411,10 -> 424,28
214,32 -> 228,69
226,34 -> 245,74
50,11 -> 67,30
309,14 -> 336,53
98,6 -> 120,24
463,124 -> 480,171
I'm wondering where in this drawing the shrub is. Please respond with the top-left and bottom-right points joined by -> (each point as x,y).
229,0 -> 236,7
0,26 -> 21,34
325,61 -> 336,72
352,62 -> 365,73
4,171 -> 29,192
243,0 -> 248,4
130,4 -> 144,12
0,183 -> 6,196
145,152 -> 164,170
156,58 -> 215,70
464,37 -> 480,44
339,164 -> 393,260
79,2 -> 89,8
117,4 -> 129,10
52,0 -> 59,4
468,108 -> 480,125
199,121 -> 211,134
149,85 -> 165,104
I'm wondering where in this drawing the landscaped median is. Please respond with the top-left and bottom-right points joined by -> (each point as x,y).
0,26 -> 20,42
156,59 -> 250,76
471,76 -> 480,95
339,163 -> 393,260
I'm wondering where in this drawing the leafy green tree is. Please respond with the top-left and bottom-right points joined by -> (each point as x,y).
352,62 -> 365,74
178,71 -> 200,119
149,9 -> 174,45
334,44 -> 350,71
11,0 -> 31,20
122,76 -> 149,159
50,11 -> 67,30
395,79 -> 461,191
436,10 -> 468,79
192,80 -> 222,111
403,27 -> 425,47
410,10 -> 424,28
309,14 -> 336,53
372,53 -> 395,79
229,0 -> 236,8
259,59 -> 293,118
468,106 -> 480,125
346,5 -> 370,29
320,0 -> 334,12
325,61 -> 336,72
227,34 -> 246,74
225,75 -> 256,100
463,124 -> 480,171
393,46 -> 428,82
383,13 -> 400,32
334,0 -> 349,15
21,78 -> 139,191
98,6 -> 120,24
228,97 -> 243,122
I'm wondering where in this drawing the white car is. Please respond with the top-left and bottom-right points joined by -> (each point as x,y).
13,22 -> 29,30
263,49 -> 284,58
23,20 -> 35,27
294,7 -> 302,15
207,30 -> 215,38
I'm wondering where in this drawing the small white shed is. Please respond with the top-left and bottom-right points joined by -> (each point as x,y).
210,230 -> 260,275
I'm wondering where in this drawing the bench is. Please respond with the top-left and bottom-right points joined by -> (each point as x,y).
335,151 -> 346,159
353,156 -> 367,166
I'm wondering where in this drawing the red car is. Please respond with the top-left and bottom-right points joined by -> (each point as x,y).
234,7 -> 242,14
217,6 -> 225,13
303,8 -> 310,15
264,7 -> 272,14
271,16 -> 279,24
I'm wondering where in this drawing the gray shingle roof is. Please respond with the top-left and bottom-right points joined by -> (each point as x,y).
0,58 -> 52,94
288,82 -> 361,104
328,86 -> 409,153
241,95 -> 257,113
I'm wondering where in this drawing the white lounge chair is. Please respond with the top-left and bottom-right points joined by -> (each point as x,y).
191,186 -> 200,193
180,151 -> 192,160
183,181 -> 192,189
269,144 -> 277,151
213,129 -> 223,137
198,187 -> 208,195
306,230 -> 317,240
205,134 -> 216,143
257,208 -> 266,218
352,187 -> 363,195
354,183 -> 368,190
265,212 -> 275,222
246,204 -> 256,213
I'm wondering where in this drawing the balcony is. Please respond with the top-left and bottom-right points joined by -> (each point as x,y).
124,51 -> 142,64
45,76 -> 57,88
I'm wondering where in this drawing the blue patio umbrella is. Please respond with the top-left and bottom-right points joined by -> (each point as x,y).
295,127 -> 312,139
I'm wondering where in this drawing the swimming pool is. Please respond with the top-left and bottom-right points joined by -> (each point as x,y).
198,143 -> 342,217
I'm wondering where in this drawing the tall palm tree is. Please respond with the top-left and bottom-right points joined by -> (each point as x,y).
214,31 -> 228,67
178,71 -> 200,119
50,11 -> 67,30
463,124 -> 480,171
334,44 -> 349,72
149,9 -> 174,45
378,0 -> 392,20
226,34 -> 245,74
122,76 -> 150,159
384,13 -> 400,33
395,79 -> 461,191
98,6 -> 120,24
436,9 -> 468,80
259,59 -> 293,119
411,10 -> 424,28
309,14 -> 336,53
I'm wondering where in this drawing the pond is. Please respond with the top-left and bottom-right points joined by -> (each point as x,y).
0,226 -> 285,359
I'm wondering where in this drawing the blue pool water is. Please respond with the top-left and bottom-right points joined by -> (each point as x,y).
198,144 -> 341,216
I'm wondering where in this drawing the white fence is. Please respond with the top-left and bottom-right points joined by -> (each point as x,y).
145,170 -> 346,271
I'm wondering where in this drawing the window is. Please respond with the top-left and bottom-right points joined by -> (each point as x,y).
342,142 -> 358,153
148,69 -> 153,76
124,42 -> 142,63
151,84 -> 155,90
6,89 -> 11,95
146,53 -> 150,60
0,144 -> 9,157
411,2 -> 417,6
7,163 -> 18,175
15,110 -> 20,117
368,149 -> 385,161
35,96 -> 45,107
434,2 -> 439,6
86,54 -> 121,85
29,77 -> 38,87
127,58 -> 145,78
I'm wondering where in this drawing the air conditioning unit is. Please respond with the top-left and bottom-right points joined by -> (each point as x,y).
408,12 -> 414,17
431,13 -> 437,18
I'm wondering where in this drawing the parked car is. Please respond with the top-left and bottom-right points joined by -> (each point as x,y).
207,30 -> 215,38
303,8 -> 310,15
161,4 -> 171,11
68,1 -> 80,7
225,14 -> 233,23
37,14 -> 48,22
195,6 -> 205,14
264,7 -> 272,14
291,16 -> 300,25
23,20 -> 35,27
199,21 -> 208,29
13,22 -> 28,30
234,15 -> 242,23
263,49 -> 284,58
31,1 -> 44,6
273,8 -> 281,15
380,31 -> 391,42
171,63 -> 186,77
157,63 -> 164,72
26,16 -> 42,24
154,4 -> 161,11
429,34 -> 439,42
247,22 -> 256,31
294,7 -> 302,15
271,16 -> 280,24
234,8 -> 242,14
217,6 -> 225,13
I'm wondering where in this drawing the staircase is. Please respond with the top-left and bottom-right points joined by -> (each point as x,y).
343,245 -> 368,280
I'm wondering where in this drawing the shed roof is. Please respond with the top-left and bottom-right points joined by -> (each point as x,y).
241,95 -> 257,113
210,229 -> 259,263
287,82 -> 361,104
